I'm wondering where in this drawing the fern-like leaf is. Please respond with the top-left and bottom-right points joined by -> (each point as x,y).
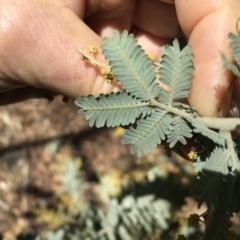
157,40 -> 194,106
121,110 -> 171,156
167,116 -> 192,148
221,52 -> 240,78
101,30 -> 160,100
221,19 -> 240,78
192,120 -> 225,146
204,147 -> 232,175
75,92 -> 151,128
229,19 -> 240,66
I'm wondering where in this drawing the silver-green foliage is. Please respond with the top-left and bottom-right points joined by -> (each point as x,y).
157,40 -> 194,106
222,18 -> 240,78
36,194 -> 170,240
68,195 -> 170,240
75,23 -> 240,239
101,30 -> 160,101
77,92 -> 151,128
75,30 -> 196,157
60,160 -> 82,198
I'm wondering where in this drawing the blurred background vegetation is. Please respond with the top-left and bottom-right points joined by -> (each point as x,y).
0,96 -> 239,240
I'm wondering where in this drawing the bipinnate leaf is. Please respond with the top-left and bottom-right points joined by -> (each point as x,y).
121,110 -> 171,156
158,39 -> 194,106
101,30 -> 161,100
75,92 -> 151,128
72,25 -> 240,240
167,116 -> 192,148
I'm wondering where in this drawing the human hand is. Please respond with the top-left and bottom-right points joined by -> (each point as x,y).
0,0 -> 239,118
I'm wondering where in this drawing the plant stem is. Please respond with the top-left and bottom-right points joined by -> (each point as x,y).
77,49 -> 106,69
150,99 -> 240,132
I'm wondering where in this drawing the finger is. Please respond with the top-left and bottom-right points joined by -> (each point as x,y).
0,0 -> 119,99
86,0 -> 181,39
175,0 -> 240,117
132,0 -> 182,59
159,0 -> 175,4
85,0 -> 182,62
64,0 -> 85,18
84,0 -> 134,38
133,0 -> 181,39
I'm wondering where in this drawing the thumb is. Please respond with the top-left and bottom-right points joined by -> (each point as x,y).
0,0 -> 118,99
175,0 -> 240,117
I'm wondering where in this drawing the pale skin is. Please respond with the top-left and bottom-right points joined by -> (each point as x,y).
0,0 -> 240,118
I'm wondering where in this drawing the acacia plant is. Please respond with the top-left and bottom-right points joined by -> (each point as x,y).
75,20 -> 240,240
